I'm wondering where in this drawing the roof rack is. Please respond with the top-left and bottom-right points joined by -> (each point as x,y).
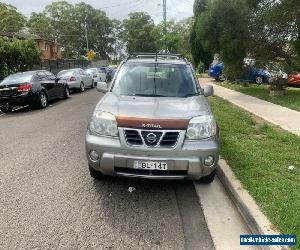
126,53 -> 184,61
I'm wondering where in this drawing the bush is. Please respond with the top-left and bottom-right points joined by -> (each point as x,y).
197,61 -> 205,73
0,37 -> 40,80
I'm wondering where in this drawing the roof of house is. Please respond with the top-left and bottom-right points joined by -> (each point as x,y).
0,32 -> 63,46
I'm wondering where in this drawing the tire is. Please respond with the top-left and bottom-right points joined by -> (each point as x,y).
255,76 -> 263,84
0,106 -> 13,113
80,82 -> 85,92
197,169 -> 216,184
89,165 -> 103,180
218,73 -> 227,82
37,91 -> 48,109
64,86 -> 70,99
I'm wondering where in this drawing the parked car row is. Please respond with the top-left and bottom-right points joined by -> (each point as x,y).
0,66 -> 116,113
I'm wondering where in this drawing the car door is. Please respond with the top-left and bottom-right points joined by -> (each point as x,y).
46,71 -> 64,98
37,71 -> 55,100
79,69 -> 90,86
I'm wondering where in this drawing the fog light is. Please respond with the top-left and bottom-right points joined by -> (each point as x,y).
89,150 -> 99,161
204,156 -> 214,166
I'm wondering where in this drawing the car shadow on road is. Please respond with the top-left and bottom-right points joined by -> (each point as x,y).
89,177 -> 214,249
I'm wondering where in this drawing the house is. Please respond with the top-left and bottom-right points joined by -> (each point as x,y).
0,32 -> 64,60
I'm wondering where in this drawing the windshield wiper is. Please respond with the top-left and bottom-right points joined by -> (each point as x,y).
180,93 -> 200,97
129,94 -> 167,97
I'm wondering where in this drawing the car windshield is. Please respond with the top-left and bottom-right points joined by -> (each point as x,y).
1,72 -> 34,85
58,70 -> 75,77
112,63 -> 199,97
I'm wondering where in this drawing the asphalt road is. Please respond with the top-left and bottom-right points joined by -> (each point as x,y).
0,89 -> 214,250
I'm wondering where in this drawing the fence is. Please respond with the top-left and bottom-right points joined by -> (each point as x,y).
32,59 -> 92,75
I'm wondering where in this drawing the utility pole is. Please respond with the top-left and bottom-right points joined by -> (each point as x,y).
84,17 -> 89,52
163,0 -> 167,51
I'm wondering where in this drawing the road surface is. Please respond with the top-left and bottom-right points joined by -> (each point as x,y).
0,89 -> 215,250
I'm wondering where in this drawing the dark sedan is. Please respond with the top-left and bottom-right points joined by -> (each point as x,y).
0,70 -> 69,113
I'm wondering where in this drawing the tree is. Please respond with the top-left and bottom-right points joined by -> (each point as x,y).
27,13 -> 55,40
190,0 -> 213,68
27,1 -> 113,58
122,12 -> 157,54
192,0 -> 250,78
153,18 -> 193,59
0,38 -> 40,79
0,3 -> 26,33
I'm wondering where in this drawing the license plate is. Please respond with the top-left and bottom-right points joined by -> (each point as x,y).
133,161 -> 168,170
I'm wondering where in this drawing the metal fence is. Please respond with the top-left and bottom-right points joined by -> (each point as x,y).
32,59 -> 92,75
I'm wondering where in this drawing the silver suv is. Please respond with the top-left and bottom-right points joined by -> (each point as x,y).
85,53 -> 219,183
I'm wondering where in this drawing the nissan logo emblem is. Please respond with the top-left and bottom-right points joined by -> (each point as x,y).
146,132 -> 157,144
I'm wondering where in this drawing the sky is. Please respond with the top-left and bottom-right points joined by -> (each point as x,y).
2,0 -> 194,22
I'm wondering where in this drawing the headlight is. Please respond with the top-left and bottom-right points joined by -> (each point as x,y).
89,111 -> 118,137
186,115 -> 216,140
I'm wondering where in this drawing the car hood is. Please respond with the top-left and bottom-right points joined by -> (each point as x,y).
95,92 -> 211,121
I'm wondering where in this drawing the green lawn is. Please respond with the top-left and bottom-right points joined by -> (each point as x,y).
209,96 -> 300,249
220,83 -> 300,112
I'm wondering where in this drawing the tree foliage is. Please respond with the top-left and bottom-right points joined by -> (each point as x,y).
0,38 -> 40,79
191,0 -> 300,77
27,1 -> 113,58
153,18 -> 193,59
122,12 -> 157,54
0,3 -> 26,33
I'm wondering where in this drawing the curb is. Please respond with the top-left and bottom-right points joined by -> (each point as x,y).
217,159 -> 288,250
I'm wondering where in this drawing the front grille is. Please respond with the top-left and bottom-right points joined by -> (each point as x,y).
160,132 -> 180,147
115,167 -> 187,176
124,129 -> 180,148
141,131 -> 163,146
124,129 -> 143,146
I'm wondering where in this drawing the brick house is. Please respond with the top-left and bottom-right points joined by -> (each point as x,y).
0,32 -> 64,60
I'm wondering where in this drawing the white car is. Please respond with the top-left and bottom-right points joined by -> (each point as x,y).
58,68 -> 93,92
85,68 -> 106,85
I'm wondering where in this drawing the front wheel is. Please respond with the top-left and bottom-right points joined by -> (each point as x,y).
217,73 -> 227,82
80,82 -> 85,92
64,86 -> 70,99
255,76 -> 263,84
197,169 -> 216,184
38,91 -> 48,109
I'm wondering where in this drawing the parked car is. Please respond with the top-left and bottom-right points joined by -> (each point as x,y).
209,60 -> 270,84
109,65 -> 118,80
57,68 -> 93,92
85,68 -> 106,85
86,53 -> 219,183
288,72 -> 300,86
0,70 -> 69,113
99,67 -> 112,82
208,62 -> 226,81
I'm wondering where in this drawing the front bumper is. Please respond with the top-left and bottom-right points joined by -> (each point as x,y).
85,129 -> 219,180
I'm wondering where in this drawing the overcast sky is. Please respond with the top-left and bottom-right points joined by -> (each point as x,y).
2,0 -> 194,22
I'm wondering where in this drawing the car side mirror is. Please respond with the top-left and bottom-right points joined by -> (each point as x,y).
97,82 -> 108,93
203,85 -> 214,97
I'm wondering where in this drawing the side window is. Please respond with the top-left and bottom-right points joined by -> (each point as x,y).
45,71 -> 55,80
37,72 -> 47,81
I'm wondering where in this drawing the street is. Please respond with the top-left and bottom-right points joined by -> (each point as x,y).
0,89 -> 214,250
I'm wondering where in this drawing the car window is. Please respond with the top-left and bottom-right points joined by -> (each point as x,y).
44,71 -> 55,80
112,63 -> 200,97
37,72 -> 47,81
0,72 -> 34,85
58,70 -> 75,77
